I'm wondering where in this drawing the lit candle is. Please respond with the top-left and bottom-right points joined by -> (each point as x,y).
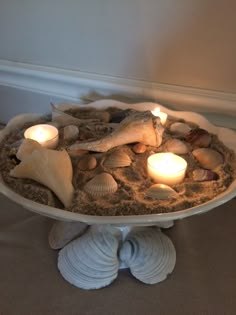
151,108 -> 168,125
147,153 -> 187,185
24,124 -> 59,149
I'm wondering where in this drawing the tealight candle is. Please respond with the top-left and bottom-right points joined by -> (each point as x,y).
151,108 -> 168,125
24,124 -> 59,149
147,153 -> 187,185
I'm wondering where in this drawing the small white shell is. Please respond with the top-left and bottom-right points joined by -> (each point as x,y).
192,148 -> 224,170
63,125 -> 79,141
84,172 -> 118,197
119,228 -> 176,284
103,150 -> 131,168
165,139 -> 189,154
169,122 -> 191,136
146,184 -> 178,200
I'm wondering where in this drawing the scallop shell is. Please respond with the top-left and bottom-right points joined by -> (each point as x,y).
169,122 -> 191,136
165,138 -> 189,154
84,172 -> 118,197
78,156 -> 97,171
192,148 -> 224,170
103,150 -> 131,168
146,184 -> 178,200
119,227 -> 176,284
49,221 -> 88,249
192,168 -> 218,182
186,128 -> 211,147
10,148 -> 74,207
63,125 -> 79,141
58,225 -> 120,289
16,138 -> 42,160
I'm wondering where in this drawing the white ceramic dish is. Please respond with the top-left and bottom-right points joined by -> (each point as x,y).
1,100 -> 236,225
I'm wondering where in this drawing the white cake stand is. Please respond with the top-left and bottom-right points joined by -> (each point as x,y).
1,100 -> 236,290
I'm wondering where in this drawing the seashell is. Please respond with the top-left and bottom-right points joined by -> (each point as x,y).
119,227 -> 176,284
146,184 -> 178,200
192,148 -> 224,170
103,150 -> 131,168
10,148 -> 74,207
16,138 -> 42,160
49,220 -> 88,249
132,143 -> 147,154
186,128 -> 211,147
67,148 -> 89,157
58,225 -> 121,289
165,138 -> 189,154
192,168 -> 218,182
78,155 -> 97,171
68,111 -> 164,152
84,172 -> 118,197
169,122 -> 191,136
63,125 -> 79,141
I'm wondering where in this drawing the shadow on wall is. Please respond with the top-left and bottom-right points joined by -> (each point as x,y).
124,0 -> 236,94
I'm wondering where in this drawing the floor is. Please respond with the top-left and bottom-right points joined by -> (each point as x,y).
0,194 -> 236,315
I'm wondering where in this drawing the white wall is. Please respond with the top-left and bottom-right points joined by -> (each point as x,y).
0,0 -> 235,93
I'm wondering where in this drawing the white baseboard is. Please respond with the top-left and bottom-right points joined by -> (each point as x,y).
0,59 -> 236,114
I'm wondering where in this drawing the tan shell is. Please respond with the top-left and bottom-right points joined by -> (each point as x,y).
63,125 -> 79,141
103,150 -> 131,168
169,122 -> 191,136
192,168 -> 218,182
146,184 -> 178,200
165,139 -> 189,155
84,172 -> 118,197
186,128 -> 211,147
133,143 -> 147,154
78,156 -> 97,171
192,148 -> 224,170
16,138 -> 42,160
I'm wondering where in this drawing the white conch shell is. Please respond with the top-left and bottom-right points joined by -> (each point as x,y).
49,221 -> 88,249
10,148 -> 74,207
58,225 -> 121,289
69,111 -> 164,152
16,138 -> 42,160
119,227 -> 176,284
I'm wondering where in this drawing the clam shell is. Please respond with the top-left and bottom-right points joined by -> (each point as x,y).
84,172 -> 118,197
58,225 -> 120,289
192,168 -> 218,182
103,150 -> 131,168
192,148 -> 224,170
78,156 -> 97,171
165,139 -> 189,154
63,125 -> 79,141
119,228 -> 176,284
146,184 -> 178,200
186,128 -> 211,147
169,122 -> 191,136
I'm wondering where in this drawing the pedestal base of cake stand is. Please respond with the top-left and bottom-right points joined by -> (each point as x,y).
49,221 -> 176,290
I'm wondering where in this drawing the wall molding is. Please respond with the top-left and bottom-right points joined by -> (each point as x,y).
0,59 -> 236,116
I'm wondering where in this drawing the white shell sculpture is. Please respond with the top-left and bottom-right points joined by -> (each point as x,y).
58,225 -> 121,290
16,138 -> 42,160
49,221 -> 88,249
69,111 -> 164,152
10,148 -> 74,207
119,227 -> 176,284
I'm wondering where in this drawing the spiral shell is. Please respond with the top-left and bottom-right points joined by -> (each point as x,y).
146,184 -> 178,200
165,138 -> 189,154
119,227 -> 176,284
186,128 -> 211,147
84,172 -> 118,197
192,148 -> 224,170
169,122 -> 191,136
103,150 -> 131,168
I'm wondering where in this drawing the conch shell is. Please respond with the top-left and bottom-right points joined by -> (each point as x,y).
10,148 -> 74,207
69,111 -> 164,152
16,138 -> 42,160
